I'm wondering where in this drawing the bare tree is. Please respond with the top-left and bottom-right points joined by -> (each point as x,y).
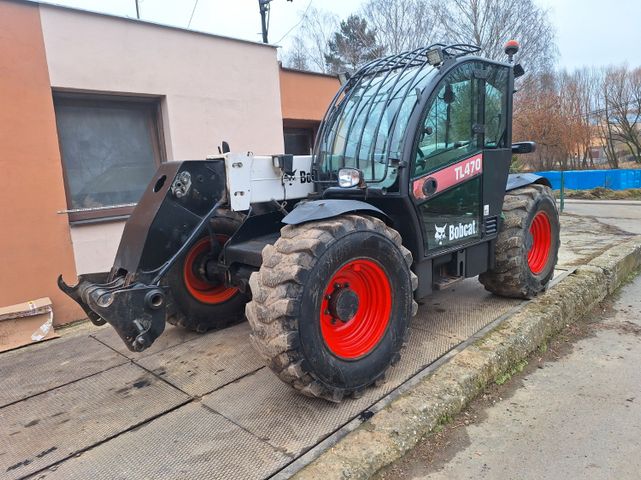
628,68 -> 641,163
282,35 -> 309,70
589,66 -> 641,168
513,72 -> 562,170
571,68 -> 600,168
435,0 -> 556,74
280,7 -> 338,73
512,69 -> 600,171
556,69 -> 599,169
360,0 -> 440,55
606,66 -> 641,163
593,68 -> 621,168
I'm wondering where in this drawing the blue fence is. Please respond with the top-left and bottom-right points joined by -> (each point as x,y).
535,169 -> 641,190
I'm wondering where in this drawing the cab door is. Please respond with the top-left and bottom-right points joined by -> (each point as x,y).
410,61 -> 511,254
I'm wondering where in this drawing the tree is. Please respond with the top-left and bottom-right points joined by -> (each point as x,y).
594,70 -> 621,168
280,7 -> 339,74
435,0 -> 556,74
590,66 -> 641,168
604,67 -> 641,163
566,68 -> 600,169
361,0 -> 440,55
513,72 -> 566,170
282,35 -> 309,70
628,68 -> 641,163
555,69 -> 597,170
324,15 -> 384,73
512,70 -> 590,171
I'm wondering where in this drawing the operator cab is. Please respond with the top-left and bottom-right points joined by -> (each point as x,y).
313,43 -> 519,296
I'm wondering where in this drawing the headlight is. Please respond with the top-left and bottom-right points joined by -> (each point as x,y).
426,47 -> 444,66
338,168 -> 364,188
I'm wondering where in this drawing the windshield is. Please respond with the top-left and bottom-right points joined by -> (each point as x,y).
315,50 -> 437,187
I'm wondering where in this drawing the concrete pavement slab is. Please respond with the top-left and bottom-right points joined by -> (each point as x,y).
0,335 -> 126,408
202,326 -> 458,457
32,402 -> 291,480
0,363 -> 190,479
562,200 -> 641,235
135,322 -> 264,397
412,279 -> 521,341
557,214 -> 633,268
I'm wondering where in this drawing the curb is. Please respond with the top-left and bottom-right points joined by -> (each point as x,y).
292,235 -> 641,480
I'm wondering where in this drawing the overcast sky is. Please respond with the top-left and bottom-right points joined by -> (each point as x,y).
44,0 -> 641,70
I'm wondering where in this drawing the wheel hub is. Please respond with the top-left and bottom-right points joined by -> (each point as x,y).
528,211 -> 552,275
320,259 -> 392,360
183,236 -> 238,304
327,284 -> 359,323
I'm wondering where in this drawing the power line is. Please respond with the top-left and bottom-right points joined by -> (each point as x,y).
274,0 -> 313,45
188,0 -> 200,28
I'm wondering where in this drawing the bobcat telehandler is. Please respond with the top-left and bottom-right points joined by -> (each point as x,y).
60,41 -> 559,402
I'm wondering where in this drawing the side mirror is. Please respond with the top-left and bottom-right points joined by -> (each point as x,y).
512,141 -> 536,154
513,64 -> 525,78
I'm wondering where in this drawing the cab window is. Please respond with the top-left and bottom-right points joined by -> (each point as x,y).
413,62 -> 480,178
484,66 -> 510,148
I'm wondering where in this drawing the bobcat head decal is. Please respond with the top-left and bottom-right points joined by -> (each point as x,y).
434,224 -> 447,245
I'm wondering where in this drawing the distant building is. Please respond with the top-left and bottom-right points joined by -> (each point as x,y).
280,67 -> 341,155
0,0 -> 339,326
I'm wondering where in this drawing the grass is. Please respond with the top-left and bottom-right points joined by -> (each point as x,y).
495,359 -> 528,386
556,187 -> 641,200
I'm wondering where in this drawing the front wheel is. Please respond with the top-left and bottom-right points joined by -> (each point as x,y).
246,214 -> 418,402
479,184 -> 560,298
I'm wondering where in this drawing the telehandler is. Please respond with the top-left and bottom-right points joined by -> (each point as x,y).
60,41 -> 559,402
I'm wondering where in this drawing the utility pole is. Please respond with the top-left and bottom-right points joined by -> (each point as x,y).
258,0 -> 270,43
135,0 -> 140,19
258,0 -> 293,44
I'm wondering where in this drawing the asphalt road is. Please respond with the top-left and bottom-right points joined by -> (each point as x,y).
562,199 -> 641,234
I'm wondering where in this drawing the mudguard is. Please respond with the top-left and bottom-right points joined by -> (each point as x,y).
282,199 -> 389,225
506,173 -> 551,192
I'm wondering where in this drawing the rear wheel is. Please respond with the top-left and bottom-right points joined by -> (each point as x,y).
164,211 -> 249,332
479,184 -> 560,298
247,214 -> 417,402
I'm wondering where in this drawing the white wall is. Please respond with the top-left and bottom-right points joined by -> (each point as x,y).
69,222 -> 125,274
39,5 -> 285,274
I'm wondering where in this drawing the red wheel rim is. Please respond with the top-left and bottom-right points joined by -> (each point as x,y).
528,211 -> 552,275
320,259 -> 392,360
183,237 -> 238,304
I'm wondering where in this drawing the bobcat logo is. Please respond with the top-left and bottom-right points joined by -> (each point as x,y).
434,224 -> 447,245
